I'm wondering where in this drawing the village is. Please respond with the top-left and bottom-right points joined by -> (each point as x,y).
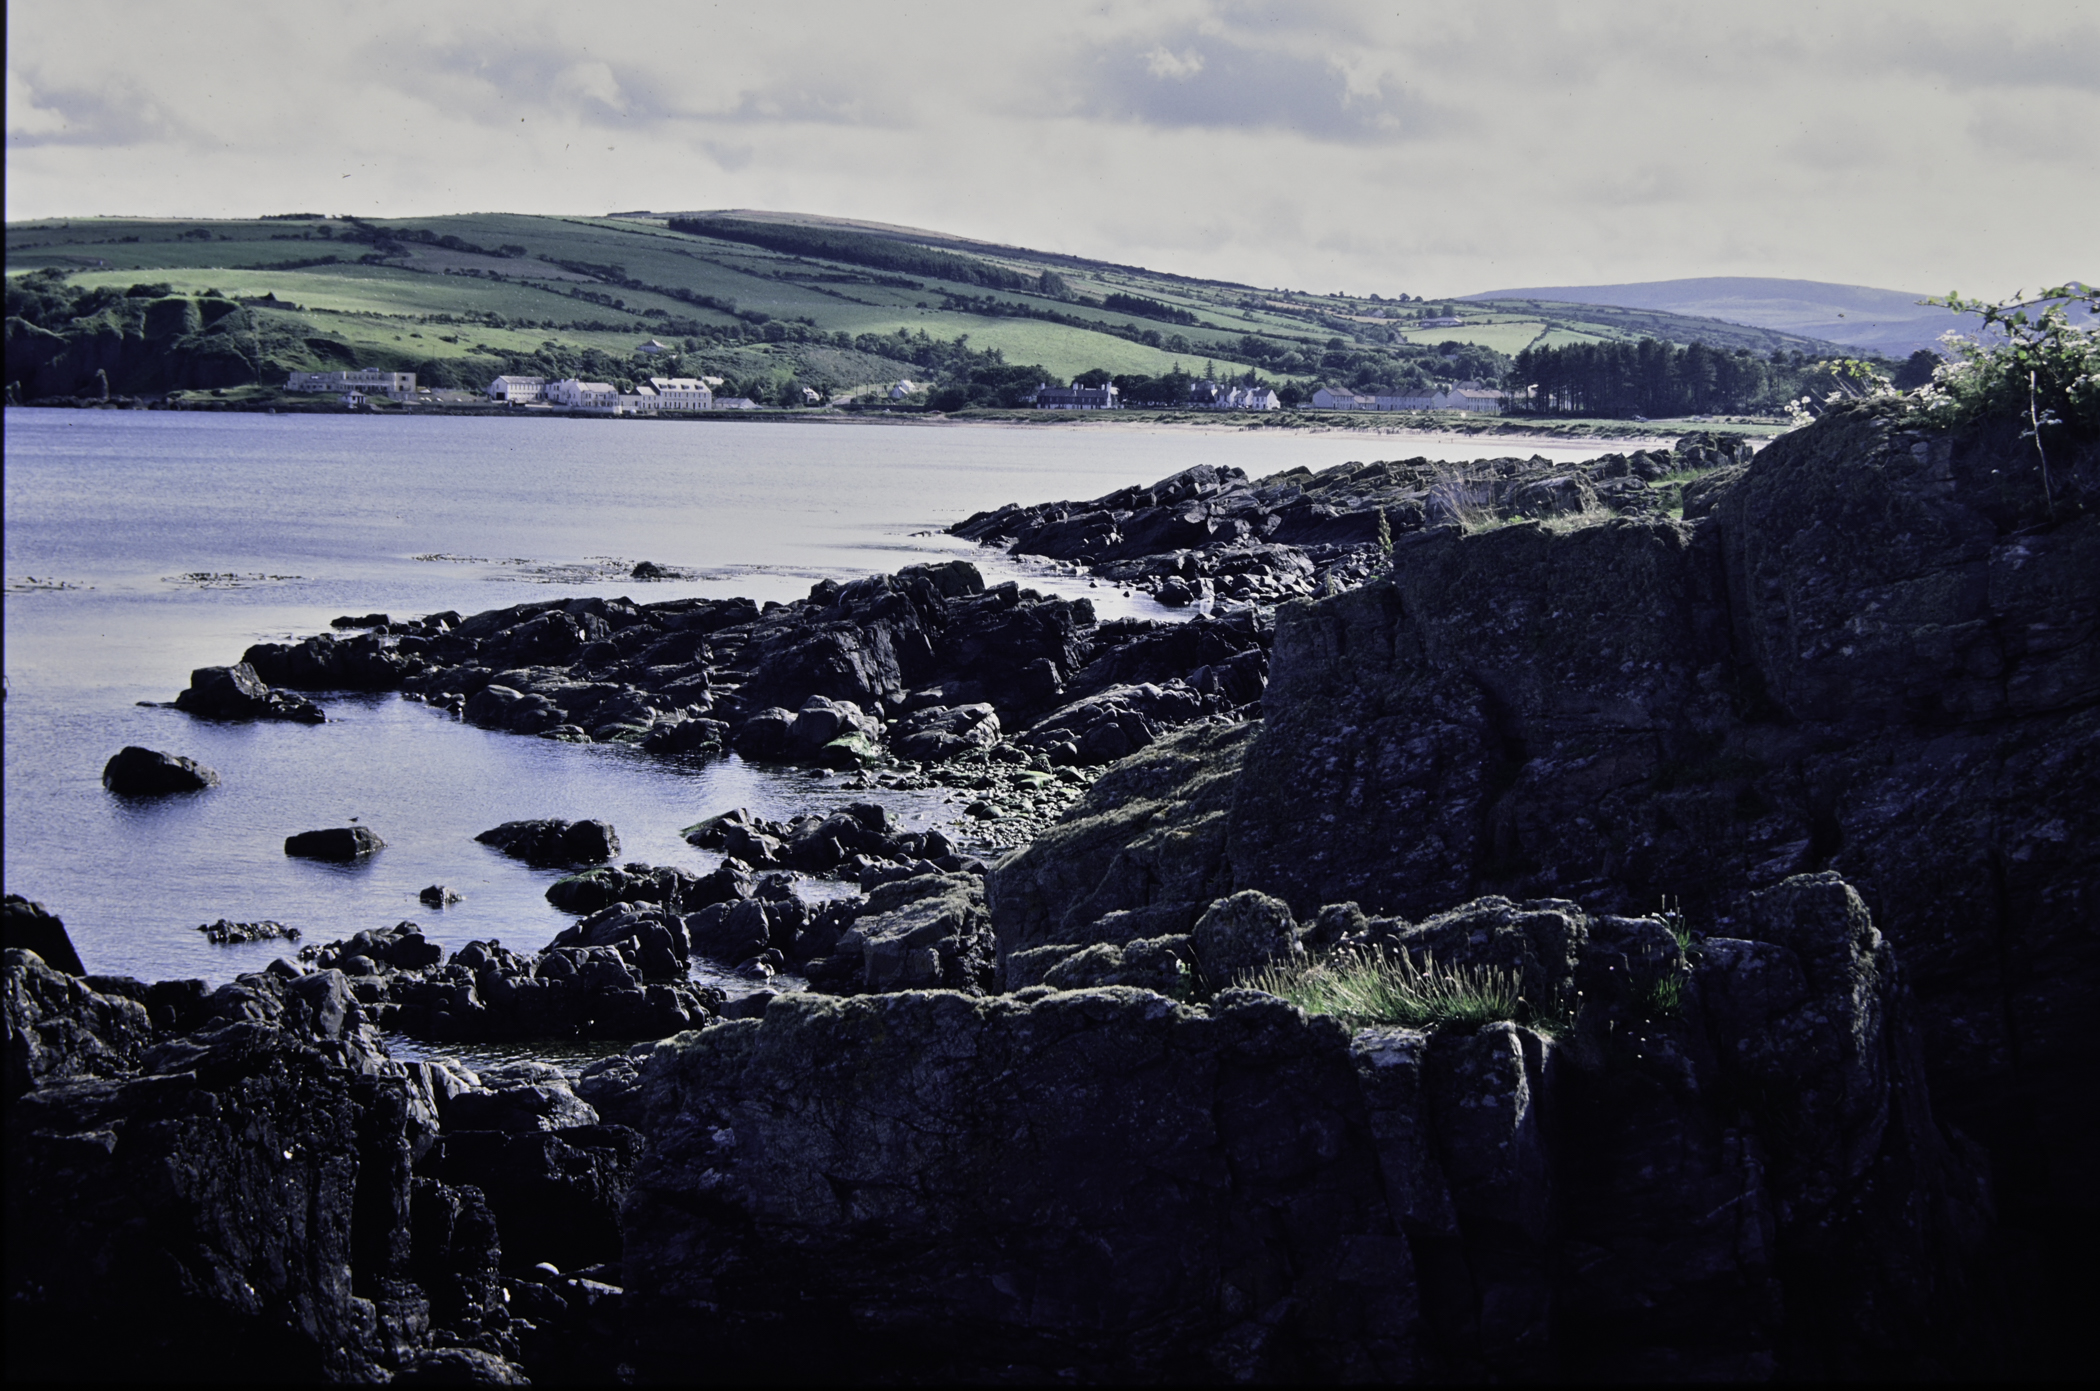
282,344 -> 1511,416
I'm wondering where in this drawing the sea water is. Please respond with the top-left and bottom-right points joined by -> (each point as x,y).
4,409 -> 1616,988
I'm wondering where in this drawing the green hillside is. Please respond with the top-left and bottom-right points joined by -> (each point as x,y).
5,210 -> 1855,407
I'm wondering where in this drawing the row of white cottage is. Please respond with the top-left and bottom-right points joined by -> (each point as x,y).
485,375 -> 761,413
1310,384 -> 1507,414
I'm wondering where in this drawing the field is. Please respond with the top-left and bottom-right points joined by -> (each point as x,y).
7,210 -> 1853,403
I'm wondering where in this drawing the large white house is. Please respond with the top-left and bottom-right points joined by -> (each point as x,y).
544,379 -> 621,412
287,369 -> 416,399
1034,382 -> 1120,410
649,377 -> 714,411
485,375 -> 546,403
1311,386 -> 1377,410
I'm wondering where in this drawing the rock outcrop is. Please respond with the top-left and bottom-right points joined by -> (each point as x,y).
624,873 -> 1999,1381
994,404 -> 2098,1365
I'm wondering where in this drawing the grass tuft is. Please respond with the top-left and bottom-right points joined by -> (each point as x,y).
1239,945 -> 1541,1033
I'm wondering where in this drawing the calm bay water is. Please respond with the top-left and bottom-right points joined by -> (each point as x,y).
4,409 -> 1614,987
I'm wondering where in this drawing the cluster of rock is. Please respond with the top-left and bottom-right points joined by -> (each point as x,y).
196,917 -> 300,945
948,434 -> 1755,603
171,558 -> 1274,793
3,911 -> 644,1383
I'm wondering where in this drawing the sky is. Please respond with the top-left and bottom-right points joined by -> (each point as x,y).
7,0 -> 2096,299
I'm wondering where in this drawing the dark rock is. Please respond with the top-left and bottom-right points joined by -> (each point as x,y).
285,825 -> 386,860
420,885 -> 464,908
473,818 -> 619,868
3,894 -> 85,975
893,702 -> 999,762
197,918 -> 300,945
425,1124 -> 642,1275
4,948 -> 153,1096
173,662 -> 325,722
101,745 -> 219,794
4,1023 -> 394,1380
626,987 -> 1414,1383
1190,889 -> 1301,986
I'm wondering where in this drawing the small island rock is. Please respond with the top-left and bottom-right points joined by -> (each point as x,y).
101,745 -> 220,795
285,826 -> 386,861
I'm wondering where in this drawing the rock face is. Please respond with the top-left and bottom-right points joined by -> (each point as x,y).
285,826 -> 387,861
995,405 -> 2099,1360
2,943 -> 647,1383
626,874 -> 1999,1380
101,745 -> 219,794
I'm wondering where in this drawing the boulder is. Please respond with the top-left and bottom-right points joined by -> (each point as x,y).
3,948 -> 154,1096
893,703 -> 1000,762
173,663 -> 325,723
284,825 -> 386,861
473,818 -> 619,868
1190,889 -> 1301,986
101,746 -> 219,794
2,895 -> 85,975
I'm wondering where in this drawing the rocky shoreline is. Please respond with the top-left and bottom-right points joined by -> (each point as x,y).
7,411 -> 2093,1381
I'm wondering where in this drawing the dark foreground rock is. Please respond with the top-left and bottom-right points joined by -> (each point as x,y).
101,744 -> 219,794
992,404 -> 2098,1371
626,874 -> 2001,1382
2,937 -> 635,1384
286,825 -> 387,861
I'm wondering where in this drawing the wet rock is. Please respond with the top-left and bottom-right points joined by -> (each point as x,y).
196,918 -> 300,945
285,825 -> 386,861
173,662 -> 325,722
3,948 -> 154,1096
893,702 -> 1000,762
474,818 -> 619,868
419,885 -> 463,908
101,745 -> 219,794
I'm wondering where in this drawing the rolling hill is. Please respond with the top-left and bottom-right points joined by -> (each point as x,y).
6,210 -> 1858,406
1462,276 -> 2096,358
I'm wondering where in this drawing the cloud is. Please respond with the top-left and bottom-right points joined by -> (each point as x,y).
4,0 -> 2097,300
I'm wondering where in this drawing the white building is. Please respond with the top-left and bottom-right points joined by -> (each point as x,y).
1311,386 -> 1376,410
887,380 -> 919,400
544,379 -> 620,412
1217,385 -> 1280,411
1034,382 -> 1120,410
637,338 -> 675,355
287,369 -> 416,399
649,377 -> 714,411
619,386 -> 660,414
485,374 -> 546,403
715,396 -> 760,410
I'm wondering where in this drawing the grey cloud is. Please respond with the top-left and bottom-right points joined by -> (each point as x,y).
1071,36 -> 1443,142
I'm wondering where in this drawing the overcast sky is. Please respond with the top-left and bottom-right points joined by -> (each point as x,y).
7,0 -> 2095,298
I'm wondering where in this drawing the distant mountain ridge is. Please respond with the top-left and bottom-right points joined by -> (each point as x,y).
1462,276 -> 2093,358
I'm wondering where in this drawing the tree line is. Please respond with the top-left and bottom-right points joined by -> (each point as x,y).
1507,337 -> 1903,417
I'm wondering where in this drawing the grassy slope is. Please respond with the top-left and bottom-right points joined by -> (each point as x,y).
7,211 -> 1852,395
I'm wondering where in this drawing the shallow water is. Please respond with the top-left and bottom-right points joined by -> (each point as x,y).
4,409 -> 1616,986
